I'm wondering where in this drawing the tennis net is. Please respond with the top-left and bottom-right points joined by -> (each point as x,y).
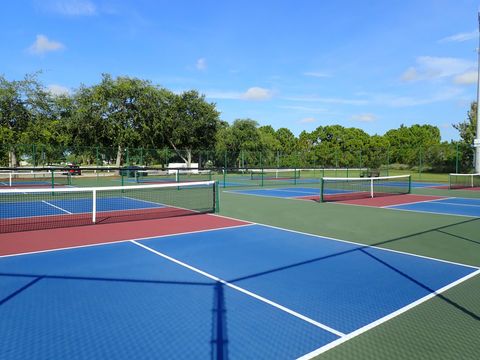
0,180 -> 217,233
448,174 -> 480,190
135,170 -> 178,184
320,175 -> 411,202
250,169 -> 300,181
449,173 -> 480,190
0,171 -> 71,188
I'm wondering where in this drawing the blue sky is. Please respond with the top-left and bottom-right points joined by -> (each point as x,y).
1,0 -> 479,140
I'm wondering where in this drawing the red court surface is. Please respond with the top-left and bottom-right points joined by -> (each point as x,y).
432,186 -> 480,191
0,214 -> 248,256
296,195 -> 320,201
338,194 -> 446,207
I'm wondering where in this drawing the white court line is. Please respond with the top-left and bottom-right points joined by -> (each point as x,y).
432,201 -> 480,208
263,188 -> 319,195
1,210 -> 478,355
385,207 -> 479,219
298,268 -> 480,359
381,196 -> 450,208
131,239 -> 346,338
211,213 -> 480,270
224,190 -> 318,201
223,191 -> 284,199
324,196 -> 478,218
41,200 -> 72,214
0,222 -> 254,259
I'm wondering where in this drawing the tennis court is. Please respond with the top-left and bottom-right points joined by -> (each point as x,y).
1,222 -> 477,359
1,175 -> 480,359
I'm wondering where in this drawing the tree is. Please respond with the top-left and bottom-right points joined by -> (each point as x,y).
71,74 -> 156,166
258,125 -> 281,167
453,102 -> 477,171
215,119 -> 262,167
0,73 -> 64,166
0,75 -> 33,166
165,90 -> 220,166
384,124 -> 441,167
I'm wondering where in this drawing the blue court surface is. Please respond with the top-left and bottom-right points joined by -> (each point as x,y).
1,197 -> 165,219
226,182 -> 445,199
222,178 -> 320,187
0,224 -> 477,359
226,187 -> 320,198
387,197 -> 480,218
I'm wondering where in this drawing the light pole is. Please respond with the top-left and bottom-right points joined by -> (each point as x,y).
475,11 -> 480,172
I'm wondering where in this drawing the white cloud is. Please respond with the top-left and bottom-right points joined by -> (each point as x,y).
279,105 -> 326,113
372,87 -> 463,107
47,84 -> 70,96
242,87 -> 273,101
401,67 -> 418,82
303,72 -> 330,78
27,35 -> 65,55
351,113 -> 377,122
39,0 -> 97,16
205,87 -> 273,101
205,91 -> 243,100
453,71 -> 477,85
299,117 -> 317,123
196,58 -> 207,71
401,56 -> 474,82
439,30 -> 477,43
283,95 -> 368,105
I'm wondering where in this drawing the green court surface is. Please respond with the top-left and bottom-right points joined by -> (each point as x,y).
218,186 -> 480,359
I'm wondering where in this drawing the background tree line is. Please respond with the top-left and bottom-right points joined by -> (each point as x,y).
0,73 -> 477,172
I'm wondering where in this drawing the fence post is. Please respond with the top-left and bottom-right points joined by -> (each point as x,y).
418,148 -> 423,179
32,144 -> 36,167
455,142 -> 459,174
386,147 -> 390,176
260,153 -> 264,187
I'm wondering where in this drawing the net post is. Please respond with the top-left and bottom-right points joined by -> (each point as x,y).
449,173 -> 452,190
51,171 -> 55,188
320,177 -> 324,202
370,178 -> 374,198
223,168 -> 226,188
92,189 -> 97,224
261,167 -> 264,187
294,167 -> 297,185
472,174 -> 474,188
408,175 -> 412,194
214,181 -> 219,213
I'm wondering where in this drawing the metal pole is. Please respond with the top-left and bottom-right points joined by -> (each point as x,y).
455,142 -> 459,173
475,11 -> 480,172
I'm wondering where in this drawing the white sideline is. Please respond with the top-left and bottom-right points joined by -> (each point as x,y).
131,239 -> 346,338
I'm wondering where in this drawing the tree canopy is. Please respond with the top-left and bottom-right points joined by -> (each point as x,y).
0,73 -> 475,172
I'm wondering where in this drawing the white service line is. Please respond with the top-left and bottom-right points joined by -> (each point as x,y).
41,200 -> 72,214
131,239 -> 346,338
297,268 -> 480,359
